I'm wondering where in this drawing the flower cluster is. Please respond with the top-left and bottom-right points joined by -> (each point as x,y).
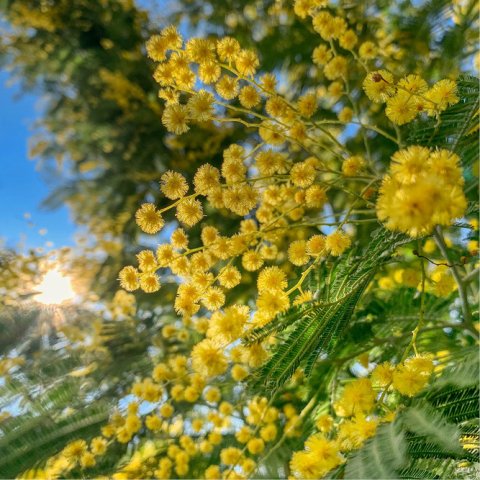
363,72 -> 459,124
290,355 -> 434,479
377,146 -> 467,237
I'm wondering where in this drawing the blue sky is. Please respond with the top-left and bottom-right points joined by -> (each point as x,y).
0,70 -> 75,251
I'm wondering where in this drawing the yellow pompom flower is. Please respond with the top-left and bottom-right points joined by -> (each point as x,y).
257,266 -> 287,292
397,74 -> 428,95
242,250 -> 264,271
90,437 -> 107,456
80,452 -> 96,469
193,164 -> 221,195
297,92 -> 317,118
217,37 -> 240,63
288,240 -> 309,266
342,155 -> 366,176
232,364 -> 249,382
334,378 -> 375,417
239,85 -> 261,108
371,362 -> 394,387
235,49 -> 259,76
161,25 -> 182,49
315,414 -> 334,434
202,286 -> 225,311
198,61 -> 221,84
363,70 -> 395,103
307,234 -> 327,256
140,273 -> 161,293
135,203 -> 164,234
160,171 -> 188,200
392,356 -> 433,397
385,91 -> 418,125
191,339 -> 228,377
176,197 -> 203,227
187,90 -> 215,122
338,106 -> 353,122
220,447 -> 243,466
137,250 -> 157,273
119,266 -> 140,291
185,37 -> 216,63
218,265 -> 241,289
324,55 -> 348,80
247,437 -> 265,455
325,230 -> 351,256
145,414 -> 162,431
146,35 -> 167,62
207,305 -> 248,344
290,161 -> 316,188
359,41 -> 377,60
312,44 -> 332,65
204,386 -> 221,403
63,440 -> 88,460
339,29 -> 358,50
216,75 -> 239,100
424,79 -> 459,113
162,104 -> 190,134
204,465 -> 221,480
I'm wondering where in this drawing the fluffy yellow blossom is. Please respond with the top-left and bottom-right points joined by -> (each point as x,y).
377,147 -> 466,237
63,440 -> 87,460
342,156 -> 366,176
191,339 -> 228,377
139,273 -> 160,293
207,304 -> 248,343
325,230 -> 351,256
312,44 -> 332,65
315,414 -> 334,434
176,197 -> 203,227
239,85 -> 261,108
162,103 -> 190,134
334,378 -> 375,417
371,362 -> 394,387
135,203 -> 164,234
392,355 -> 434,396
187,90 -> 215,122
363,70 -> 395,103
216,75 -> 239,99
220,447 -> 243,466
217,37 -> 240,63
288,240 -> 309,266
90,437 -> 107,456
119,266 -> 139,291
235,49 -> 259,76
257,266 -> 287,292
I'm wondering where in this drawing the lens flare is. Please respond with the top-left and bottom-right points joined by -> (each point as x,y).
35,269 -> 75,305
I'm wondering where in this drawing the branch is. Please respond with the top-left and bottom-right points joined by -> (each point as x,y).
433,227 -> 476,335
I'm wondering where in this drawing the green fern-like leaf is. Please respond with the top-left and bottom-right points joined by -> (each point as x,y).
402,404 -> 462,454
341,349 -> 479,479
0,403 -> 109,477
247,229 -> 408,394
407,74 -> 479,170
344,421 -> 409,479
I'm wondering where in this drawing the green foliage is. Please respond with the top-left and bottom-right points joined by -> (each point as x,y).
403,404 -> 462,453
344,421 -> 409,479
246,229 -> 408,394
407,74 -> 479,184
339,351 -> 479,479
0,403 -> 109,477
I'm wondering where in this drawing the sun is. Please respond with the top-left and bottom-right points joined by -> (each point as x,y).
34,269 -> 75,305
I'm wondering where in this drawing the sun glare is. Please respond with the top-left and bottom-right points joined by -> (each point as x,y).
35,269 -> 75,305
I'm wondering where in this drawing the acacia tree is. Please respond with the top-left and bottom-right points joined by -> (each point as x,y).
0,0 -> 479,479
